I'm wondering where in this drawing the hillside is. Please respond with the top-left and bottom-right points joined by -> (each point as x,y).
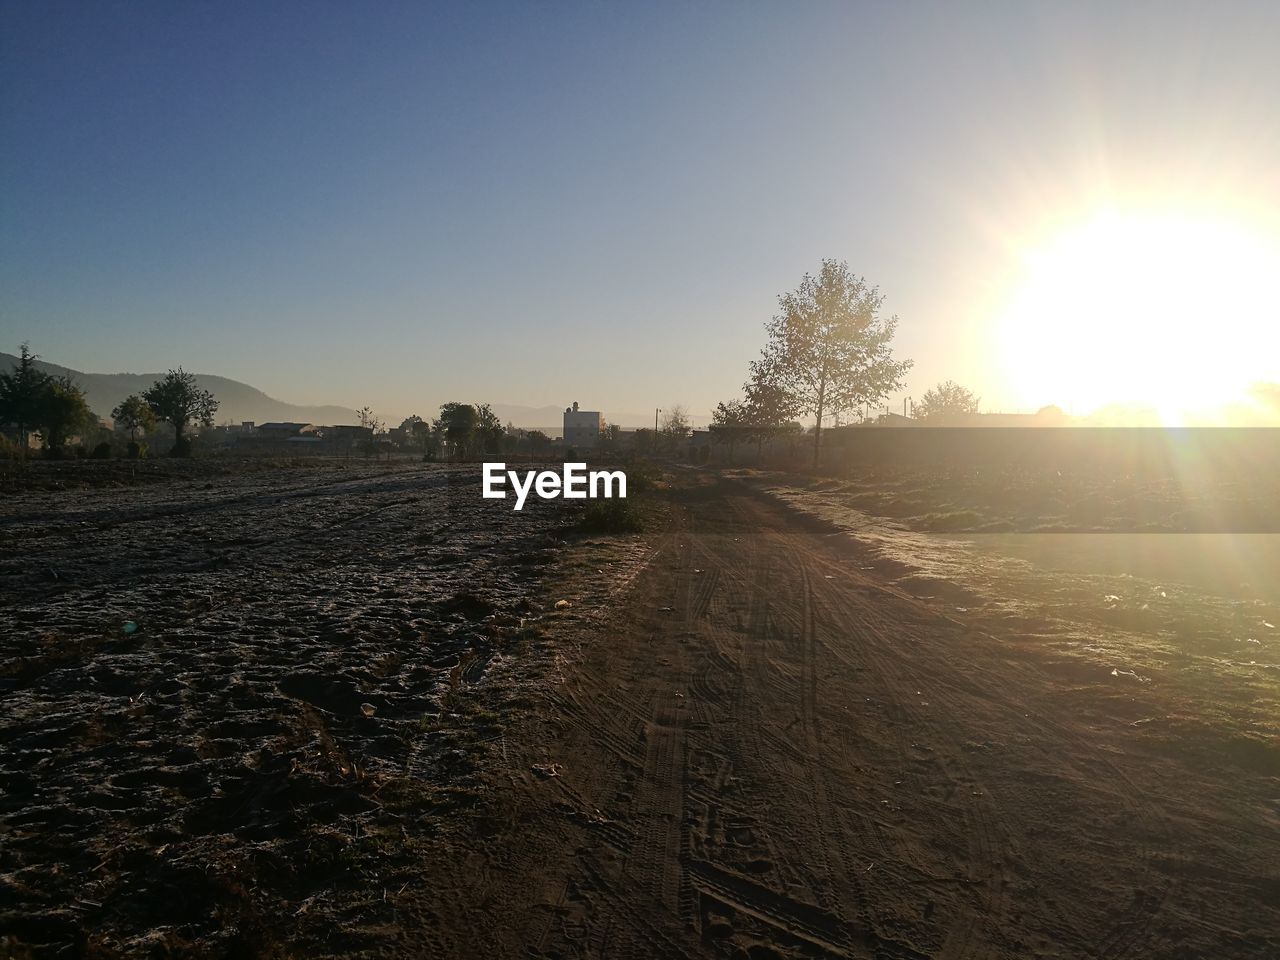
0,353 -> 359,427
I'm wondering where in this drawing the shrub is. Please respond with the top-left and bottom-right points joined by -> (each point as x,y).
579,497 -> 644,534
127,440 -> 147,460
91,441 -> 113,459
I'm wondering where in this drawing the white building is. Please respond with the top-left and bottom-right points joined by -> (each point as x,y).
563,401 -> 604,448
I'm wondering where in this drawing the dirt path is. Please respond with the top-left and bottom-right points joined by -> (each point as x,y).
451,472 -> 1278,960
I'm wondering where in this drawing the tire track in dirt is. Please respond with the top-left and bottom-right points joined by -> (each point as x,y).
417,470 -> 1266,960
783,513 -> 1179,959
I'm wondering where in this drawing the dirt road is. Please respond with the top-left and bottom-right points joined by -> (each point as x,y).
452,472 -> 1278,960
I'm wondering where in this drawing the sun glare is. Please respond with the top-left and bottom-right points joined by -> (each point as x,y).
995,210 -> 1280,423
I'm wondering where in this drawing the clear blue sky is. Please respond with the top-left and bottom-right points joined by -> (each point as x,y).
4,2 -> 1278,421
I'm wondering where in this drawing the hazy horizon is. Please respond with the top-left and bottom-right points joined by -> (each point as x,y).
4,2 -> 1279,423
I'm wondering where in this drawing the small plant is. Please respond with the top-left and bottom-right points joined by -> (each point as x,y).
127,439 -> 148,460
91,441 -> 112,459
579,497 -> 644,533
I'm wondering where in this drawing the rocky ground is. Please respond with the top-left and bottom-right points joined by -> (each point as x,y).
0,460 -> 653,957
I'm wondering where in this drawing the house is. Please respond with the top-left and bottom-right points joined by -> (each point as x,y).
321,424 -> 373,442
255,422 -> 317,439
562,402 -> 604,448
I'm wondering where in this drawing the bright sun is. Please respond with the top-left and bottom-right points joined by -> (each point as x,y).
995,209 -> 1280,423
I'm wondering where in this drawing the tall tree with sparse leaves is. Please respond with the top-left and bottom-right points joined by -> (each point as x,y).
752,260 -> 911,466
142,368 -> 218,456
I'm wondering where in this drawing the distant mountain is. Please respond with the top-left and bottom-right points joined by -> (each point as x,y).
0,353 -> 359,427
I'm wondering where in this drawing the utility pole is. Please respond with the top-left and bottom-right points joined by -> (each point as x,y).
655,407 -> 660,434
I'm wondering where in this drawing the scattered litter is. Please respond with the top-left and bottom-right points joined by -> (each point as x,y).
360,703 -> 377,717
693,569 -> 704,574
122,620 -> 139,635
955,607 -> 969,612
659,606 -> 674,612
1111,668 -> 1151,683
1103,595 -> 1121,604
554,599 -> 571,610
1246,638 -> 1260,645
1264,621 -> 1276,629
532,762 -> 563,779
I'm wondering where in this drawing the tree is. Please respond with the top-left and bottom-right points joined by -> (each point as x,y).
598,422 -> 623,454
914,380 -> 980,421
357,407 -> 383,458
742,362 -> 799,456
436,403 -> 477,459
710,399 -> 748,463
143,368 -> 218,456
0,343 -> 53,458
660,404 -> 690,454
526,429 -> 552,455
632,427 -> 656,456
39,377 -> 94,454
752,260 -> 911,466
399,416 -> 433,458
475,403 -> 503,456
112,394 -> 157,441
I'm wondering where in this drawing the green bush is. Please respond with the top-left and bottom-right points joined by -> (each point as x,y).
127,440 -> 147,460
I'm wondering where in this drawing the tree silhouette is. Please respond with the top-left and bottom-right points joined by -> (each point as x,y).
753,260 -> 910,465
436,403 -> 478,459
0,343 -> 52,457
661,405 -> 690,454
142,368 -> 219,456
710,399 -> 748,463
39,377 -> 94,454
112,394 -> 157,441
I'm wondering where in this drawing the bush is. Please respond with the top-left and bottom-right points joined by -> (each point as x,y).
127,440 -> 148,460
91,441 -> 113,459
579,497 -> 644,534
0,434 -> 19,460
625,462 -> 659,494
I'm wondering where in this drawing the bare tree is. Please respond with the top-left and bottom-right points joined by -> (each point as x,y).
661,404 -> 690,454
